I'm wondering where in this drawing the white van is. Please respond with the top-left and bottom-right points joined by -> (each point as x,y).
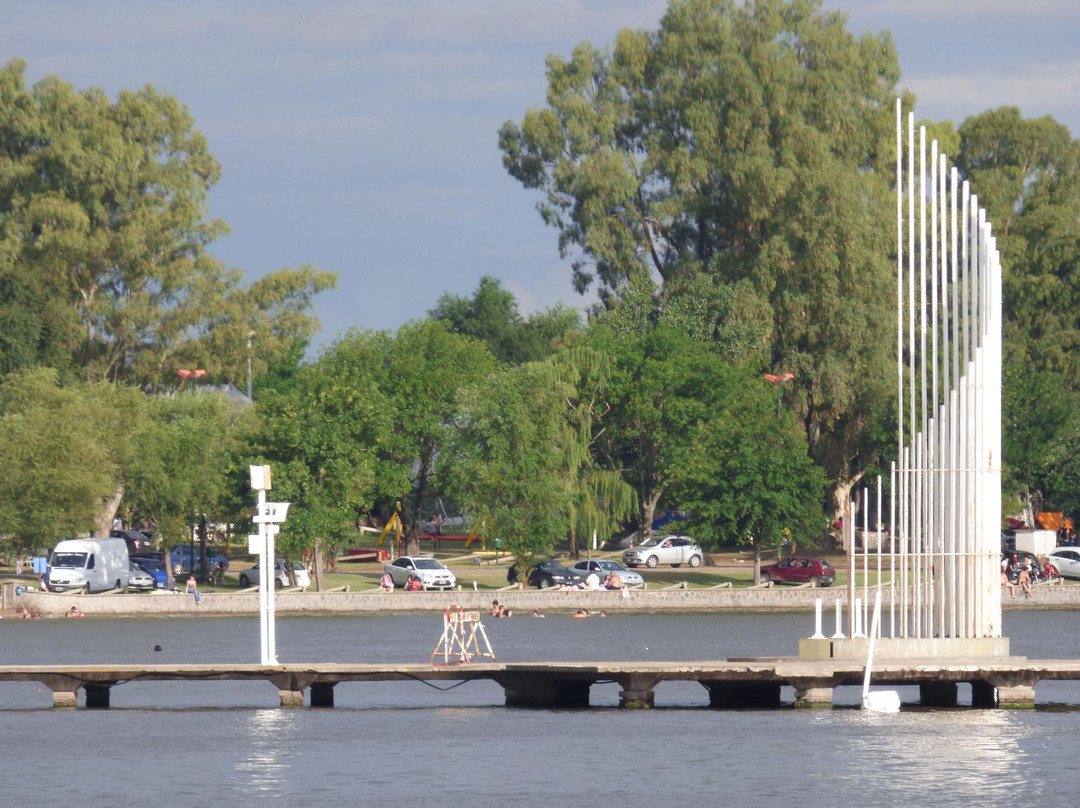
46,538 -> 130,594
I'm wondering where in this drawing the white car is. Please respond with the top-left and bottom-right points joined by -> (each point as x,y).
623,534 -> 704,568
566,559 -> 644,588
384,556 -> 457,590
238,559 -> 310,589
1048,548 -> 1080,579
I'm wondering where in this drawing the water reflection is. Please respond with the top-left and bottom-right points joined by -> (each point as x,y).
235,709 -> 295,793
840,710 -> 1035,802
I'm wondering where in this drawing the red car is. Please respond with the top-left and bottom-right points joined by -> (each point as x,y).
759,556 -> 836,587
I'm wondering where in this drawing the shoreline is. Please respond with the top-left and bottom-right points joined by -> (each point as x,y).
6,582 -> 1079,618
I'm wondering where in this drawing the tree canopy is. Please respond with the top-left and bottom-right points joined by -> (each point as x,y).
500,0 -> 902,518
0,58 -> 335,387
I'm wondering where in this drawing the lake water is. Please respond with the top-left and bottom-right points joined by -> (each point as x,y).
1,610 -> 1078,806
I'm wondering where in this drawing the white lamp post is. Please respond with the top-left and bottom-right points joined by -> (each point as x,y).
249,465 -> 290,665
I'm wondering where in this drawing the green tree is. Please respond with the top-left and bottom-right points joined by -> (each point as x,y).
955,107 -> 1080,383
0,368 -> 142,553
670,371 -> 826,582
428,275 -> 582,364
125,391 -> 256,584
255,346 -> 389,589
454,362 -> 573,569
500,0 -> 900,520
0,59 -> 335,386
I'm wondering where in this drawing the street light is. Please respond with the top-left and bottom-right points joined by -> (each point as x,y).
177,369 -> 206,391
764,372 -> 794,417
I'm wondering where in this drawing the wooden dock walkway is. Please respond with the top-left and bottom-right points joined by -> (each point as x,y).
2,656 -> 1078,709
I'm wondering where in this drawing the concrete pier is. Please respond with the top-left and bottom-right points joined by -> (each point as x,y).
0,655 -> 1070,709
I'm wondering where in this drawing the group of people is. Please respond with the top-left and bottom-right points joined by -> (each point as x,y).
1002,555 -> 1034,599
490,599 -> 512,618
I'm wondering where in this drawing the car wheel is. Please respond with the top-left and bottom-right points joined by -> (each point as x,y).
759,572 -> 772,584
809,576 -> 822,588
239,574 -> 250,588
82,584 -> 90,595
275,578 -> 283,589
539,576 -> 555,589
646,556 -> 659,568
114,579 -> 123,591
688,555 -> 702,568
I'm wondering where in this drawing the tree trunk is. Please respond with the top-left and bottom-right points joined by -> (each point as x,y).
753,541 -> 762,587
313,537 -> 325,592
94,485 -> 125,537
567,527 -> 579,560
832,470 -> 865,549
639,484 -> 665,545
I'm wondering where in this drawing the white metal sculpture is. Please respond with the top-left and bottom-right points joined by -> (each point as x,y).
875,99 -> 1003,641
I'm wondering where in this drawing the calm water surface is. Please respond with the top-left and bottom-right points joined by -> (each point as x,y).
1,610 -> 1078,806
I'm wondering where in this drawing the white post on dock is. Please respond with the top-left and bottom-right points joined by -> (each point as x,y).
250,465 -> 290,666
832,598 -> 845,639
812,598 -> 825,639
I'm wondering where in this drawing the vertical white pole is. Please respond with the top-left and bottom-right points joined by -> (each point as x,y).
812,598 -> 825,639
833,598 -> 845,639
889,463 -> 896,638
258,487 -> 268,665
863,485 -> 869,633
876,475 -> 882,623
848,500 -> 856,638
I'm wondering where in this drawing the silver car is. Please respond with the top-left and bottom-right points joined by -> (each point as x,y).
384,556 -> 457,590
566,559 -> 644,588
127,561 -> 156,592
623,535 -> 704,568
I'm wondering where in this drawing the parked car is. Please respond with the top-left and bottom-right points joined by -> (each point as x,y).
623,534 -> 704,568
238,559 -> 310,589
508,560 -> 583,589
384,556 -> 456,590
111,529 -> 154,555
170,545 -> 229,574
127,561 -> 156,592
1048,548 -> 1080,580
565,559 -> 644,588
759,556 -> 836,587
131,557 -> 168,589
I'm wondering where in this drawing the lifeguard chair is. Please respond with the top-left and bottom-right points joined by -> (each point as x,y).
430,605 -> 496,665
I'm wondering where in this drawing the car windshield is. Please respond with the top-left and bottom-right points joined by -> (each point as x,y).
138,561 -> 166,572
413,559 -> 445,570
51,552 -> 88,568
636,537 -> 664,548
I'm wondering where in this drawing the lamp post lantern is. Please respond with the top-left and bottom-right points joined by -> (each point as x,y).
764,373 -> 794,417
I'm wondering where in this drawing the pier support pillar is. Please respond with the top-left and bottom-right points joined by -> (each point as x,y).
995,685 -> 1036,709
971,680 -> 997,708
789,679 -> 835,709
84,683 -> 112,709
617,674 -> 661,709
39,675 -> 84,709
309,683 -> 336,708
278,689 -> 304,707
52,690 -> 79,708
498,675 -> 592,708
705,681 -> 782,709
920,681 -> 957,708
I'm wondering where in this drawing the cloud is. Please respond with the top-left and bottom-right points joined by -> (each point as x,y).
850,0 -> 1080,18
907,59 -> 1080,131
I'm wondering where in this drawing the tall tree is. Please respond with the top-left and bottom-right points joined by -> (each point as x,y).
0,59 -> 335,386
955,107 -> 1080,384
499,0 -> 900,519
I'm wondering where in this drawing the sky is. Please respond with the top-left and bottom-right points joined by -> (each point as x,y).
4,0 -> 1079,352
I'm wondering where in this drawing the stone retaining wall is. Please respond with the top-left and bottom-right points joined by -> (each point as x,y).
9,583 -> 1080,618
